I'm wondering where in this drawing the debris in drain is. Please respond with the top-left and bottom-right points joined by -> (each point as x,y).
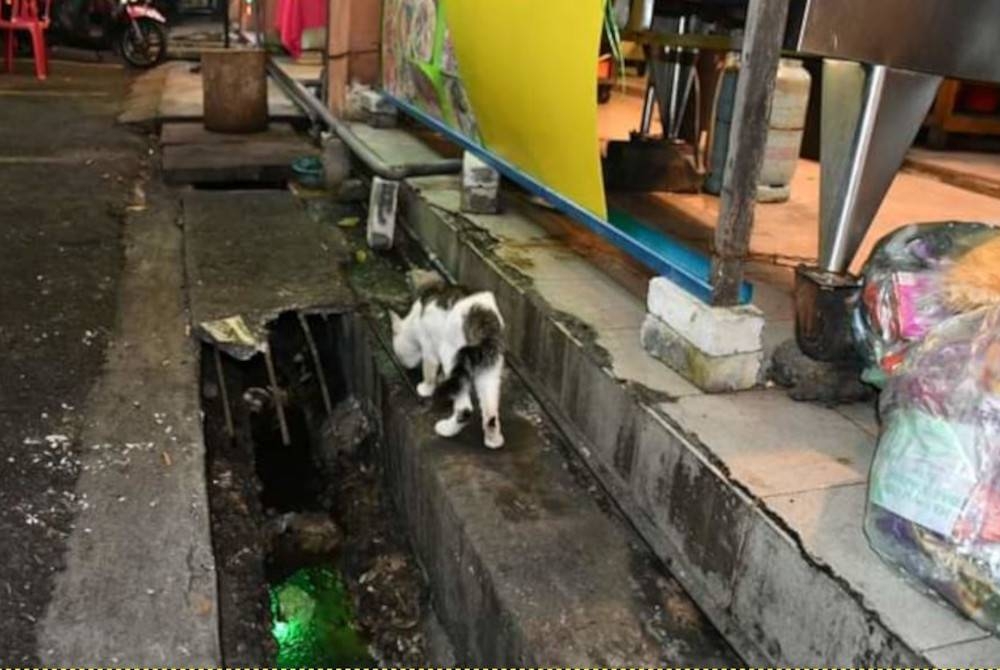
202,315 -> 435,665
270,566 -> 373,667
317,396 -> 372,469
199,315 -> 265,361
242,386 -> 273,412
265,512 -> 344,573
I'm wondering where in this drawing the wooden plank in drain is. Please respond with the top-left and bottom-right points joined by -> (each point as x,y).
161,122 -> 318,185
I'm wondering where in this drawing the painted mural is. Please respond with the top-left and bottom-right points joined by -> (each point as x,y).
382,0 -> 479,139
382,0 -> 607,219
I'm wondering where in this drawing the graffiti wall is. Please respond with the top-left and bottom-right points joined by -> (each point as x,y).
382,0 -> 607,219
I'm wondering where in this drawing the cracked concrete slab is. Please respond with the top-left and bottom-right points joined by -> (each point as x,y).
183,190 -> 355,358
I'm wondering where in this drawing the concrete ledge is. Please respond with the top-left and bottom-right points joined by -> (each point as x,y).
396,174 -> 999,665
39,181 -> 220,665
336,314 -> 737,665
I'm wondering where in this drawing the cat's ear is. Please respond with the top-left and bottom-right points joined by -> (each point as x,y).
390,310 -> 403,334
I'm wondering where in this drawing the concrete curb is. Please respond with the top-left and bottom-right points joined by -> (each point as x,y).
332,313 -> 737,665
397,178 -> 927,666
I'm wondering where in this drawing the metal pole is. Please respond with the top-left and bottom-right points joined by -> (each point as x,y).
213,346 -> 235,439
297,313 -> 335,421
266,58 -> 463,179
639,81 -> 657,135
264,343 -> 291,446
223,0 -> 230,48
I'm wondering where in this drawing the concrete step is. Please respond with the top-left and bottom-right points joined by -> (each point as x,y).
119,61 -> 304,128
396,173 -> 1000,665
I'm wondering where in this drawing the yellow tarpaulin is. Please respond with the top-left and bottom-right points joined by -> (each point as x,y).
443,0 -> 608,219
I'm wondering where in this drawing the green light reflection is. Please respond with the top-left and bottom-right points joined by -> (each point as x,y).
269,566 -> 373,667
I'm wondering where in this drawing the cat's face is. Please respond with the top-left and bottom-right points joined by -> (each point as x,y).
391,310 -> 422,369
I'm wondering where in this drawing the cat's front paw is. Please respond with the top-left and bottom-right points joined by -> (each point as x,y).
435,418 -> 464,438
417,381 -> 435,398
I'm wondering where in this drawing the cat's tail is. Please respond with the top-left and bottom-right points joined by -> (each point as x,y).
435,308 -> 503,400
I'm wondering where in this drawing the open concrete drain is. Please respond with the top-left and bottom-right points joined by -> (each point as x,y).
200,311 -> 444,666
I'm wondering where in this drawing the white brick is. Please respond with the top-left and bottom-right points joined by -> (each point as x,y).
461,151 -> 500,189
647,277 -> 764,357
359,89 -> 395,115
641,314 -> 762,392
367,177 -> 399,250
461,152 -> 500,214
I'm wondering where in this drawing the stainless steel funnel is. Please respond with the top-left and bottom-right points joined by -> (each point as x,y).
818,61 -> 941,273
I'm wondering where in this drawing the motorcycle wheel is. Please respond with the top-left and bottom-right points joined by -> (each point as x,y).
119,18 -> 168,68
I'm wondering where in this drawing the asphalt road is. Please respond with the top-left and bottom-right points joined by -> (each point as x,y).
0,60 -> 148,664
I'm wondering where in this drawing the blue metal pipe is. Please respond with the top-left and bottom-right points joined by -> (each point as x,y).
385,93 -> 753,305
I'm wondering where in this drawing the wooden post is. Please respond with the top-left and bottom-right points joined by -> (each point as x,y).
709,0 -> 790,306
326,0 -> 352,115
348,0 -> 381,85
326,0 -> 382,115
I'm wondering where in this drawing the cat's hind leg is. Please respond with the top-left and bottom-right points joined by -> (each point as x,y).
475,358 -> 504,449
435,377 -> 473,438
417,351 -> 440,398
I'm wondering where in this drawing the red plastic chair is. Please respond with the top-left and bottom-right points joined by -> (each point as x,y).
1,0 -> 51,80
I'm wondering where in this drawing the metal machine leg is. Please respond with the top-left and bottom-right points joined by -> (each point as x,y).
795,61 -> 941,361
640,81 -> 657,136
648,15 -> 698,140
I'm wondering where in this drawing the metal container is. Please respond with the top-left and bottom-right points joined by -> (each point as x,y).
704,53 -> 740,195
794,265 -> 861,362
786,0 -> 1000,85
202,48 -> 268,134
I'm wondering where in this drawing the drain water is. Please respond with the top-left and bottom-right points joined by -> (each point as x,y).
200,312 -> 435,666
270,567 -> 371,666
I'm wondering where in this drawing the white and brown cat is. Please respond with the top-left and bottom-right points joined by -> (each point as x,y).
391,284 -> 506,449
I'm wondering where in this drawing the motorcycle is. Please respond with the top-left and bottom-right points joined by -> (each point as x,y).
48,0 -> 168,68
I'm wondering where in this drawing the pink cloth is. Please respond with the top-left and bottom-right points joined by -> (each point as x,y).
276,0 -> 326,59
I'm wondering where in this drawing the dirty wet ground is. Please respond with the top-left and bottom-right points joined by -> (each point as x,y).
0,62 -> 148,663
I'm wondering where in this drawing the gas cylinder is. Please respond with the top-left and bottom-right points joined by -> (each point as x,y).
705,56 -> 811,203
758,58 -> 811,202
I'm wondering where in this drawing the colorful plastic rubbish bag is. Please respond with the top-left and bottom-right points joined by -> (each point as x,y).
865,306 -> 1000,633
852,222 -> 1000,382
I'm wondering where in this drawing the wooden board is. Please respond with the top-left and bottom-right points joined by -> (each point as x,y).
904,147 -> 1000,200
160,122 -> 301,146
162,132 -> 318,185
